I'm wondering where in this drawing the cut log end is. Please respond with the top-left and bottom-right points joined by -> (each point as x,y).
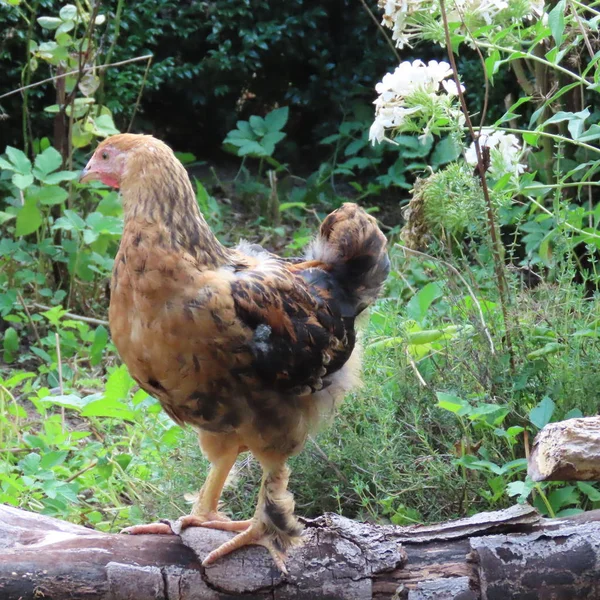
528,416 -> 600,482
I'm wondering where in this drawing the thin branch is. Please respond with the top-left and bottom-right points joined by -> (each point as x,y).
66,460 -> 98,483
477,41 -> 593,89
127,55 -> 153,132
406,347 -> 428,387
0,55 -> 153,101
55,332 -> 65,432
496,126 -> 600,156
439,0 -> 512,368
357,0 -> 402,62
30,303 -> 108,326
395,243 -> 495,356
16,292 -> 42,348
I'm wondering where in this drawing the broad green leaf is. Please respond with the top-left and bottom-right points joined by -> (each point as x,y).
3,327 -> 19,352
37,16 -> 62,30
564,408 -> 584,419
237,141 -> 267,157
406,281 -> 444,322
577,124 -> 600,142
81,399 -> 135,421
507,478 -> 535,503
0,157 -> 16,171
431,136 -> 462,168
38,170 -> 79,184
548,0 -> 566,47
41,394 -> 90,410
90,325 -> 109,366
436,391 -> 470,416
249,115 -> 267,137
6,146 -> 32,174
527,342 -> 562,359
34,147 -> 63,176
40,450 -> 68,469
56,20 -> 75,35
15,199 -> 42,236
89,114 -> 119,137
59,4 -> 77,20
577,482 -> 600,502
548,486 -> 579,511
529,396 -> 556,429
104,365 -> 134,403
264,107 -> 289,132
12,173 -> 34,190
35,185 -> 68,206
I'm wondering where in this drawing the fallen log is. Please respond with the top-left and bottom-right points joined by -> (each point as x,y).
1,503 -> 600,599
528,416 -> 600,481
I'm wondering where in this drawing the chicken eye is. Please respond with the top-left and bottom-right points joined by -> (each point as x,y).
101,152 -> 109,160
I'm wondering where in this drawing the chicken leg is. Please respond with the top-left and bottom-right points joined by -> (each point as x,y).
122,432 -> 248,535
200,456 -> 303,573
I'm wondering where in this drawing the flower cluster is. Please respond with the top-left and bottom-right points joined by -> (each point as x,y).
370,60 -> 464,145
465,129 -> 526,179
378,0 -> 545,49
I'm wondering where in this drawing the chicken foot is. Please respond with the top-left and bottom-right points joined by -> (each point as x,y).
201,458 -> 303,573
122,442 -> 240,535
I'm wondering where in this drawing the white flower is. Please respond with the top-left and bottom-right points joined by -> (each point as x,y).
370,60 -> 464,145
441,79 -> 465,96
466,129 -> 525,178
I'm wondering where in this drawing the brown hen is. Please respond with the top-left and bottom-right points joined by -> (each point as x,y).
80,134 -> 389,571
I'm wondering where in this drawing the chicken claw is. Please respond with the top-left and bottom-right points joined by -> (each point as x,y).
120,522 -> 173,535
201,520 -> 289,574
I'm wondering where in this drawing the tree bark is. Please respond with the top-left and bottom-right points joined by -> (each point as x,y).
2,504 -> 600,599
528,416 -> 600,481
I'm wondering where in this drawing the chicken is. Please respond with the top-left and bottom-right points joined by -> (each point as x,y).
80,133 -> 390,571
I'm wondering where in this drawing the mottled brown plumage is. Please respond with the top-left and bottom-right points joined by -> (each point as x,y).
81,133 -> 389,571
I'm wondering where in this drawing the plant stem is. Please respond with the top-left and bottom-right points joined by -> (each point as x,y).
477,41 -> 594,89
439,0 -> 514,371
0,55 -> 154,101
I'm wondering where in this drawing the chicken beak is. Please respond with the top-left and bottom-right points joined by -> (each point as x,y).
79,165 -> 97,184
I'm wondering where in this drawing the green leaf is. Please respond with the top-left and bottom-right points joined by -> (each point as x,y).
89,114 -> 119,137
59,4 -> 77,20
249,115 -> 267,137
548,486 -> 579,512
12,173 -> 34,190
0,211 -> 16,224
237,141 -> 267,157
37,16 -> 62,30
40,450 -> 68,469
35,185 -> 68,205
5,146 -> 32,174
3,327 -> 19,354
506,478 -> 535,503
53,209 -> 85,232
104,365 -> 134,403
548,0 -> 566,47
264,107 -> 289,132
90,325 -> 108,366
577,482 -> 600,502
406,281 -> 444,321
436,392 -> 470,416
15,199 -> 42,236
37,170 -> 78,184
564,408 -> 584,420
527,342 -> 562,359
431,136 -> 462,168
577,124 -> 600,142
529,396 -> 556,429
81,399 -> 135,421
34,147 -> 63,176
0,157 -> 16,171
